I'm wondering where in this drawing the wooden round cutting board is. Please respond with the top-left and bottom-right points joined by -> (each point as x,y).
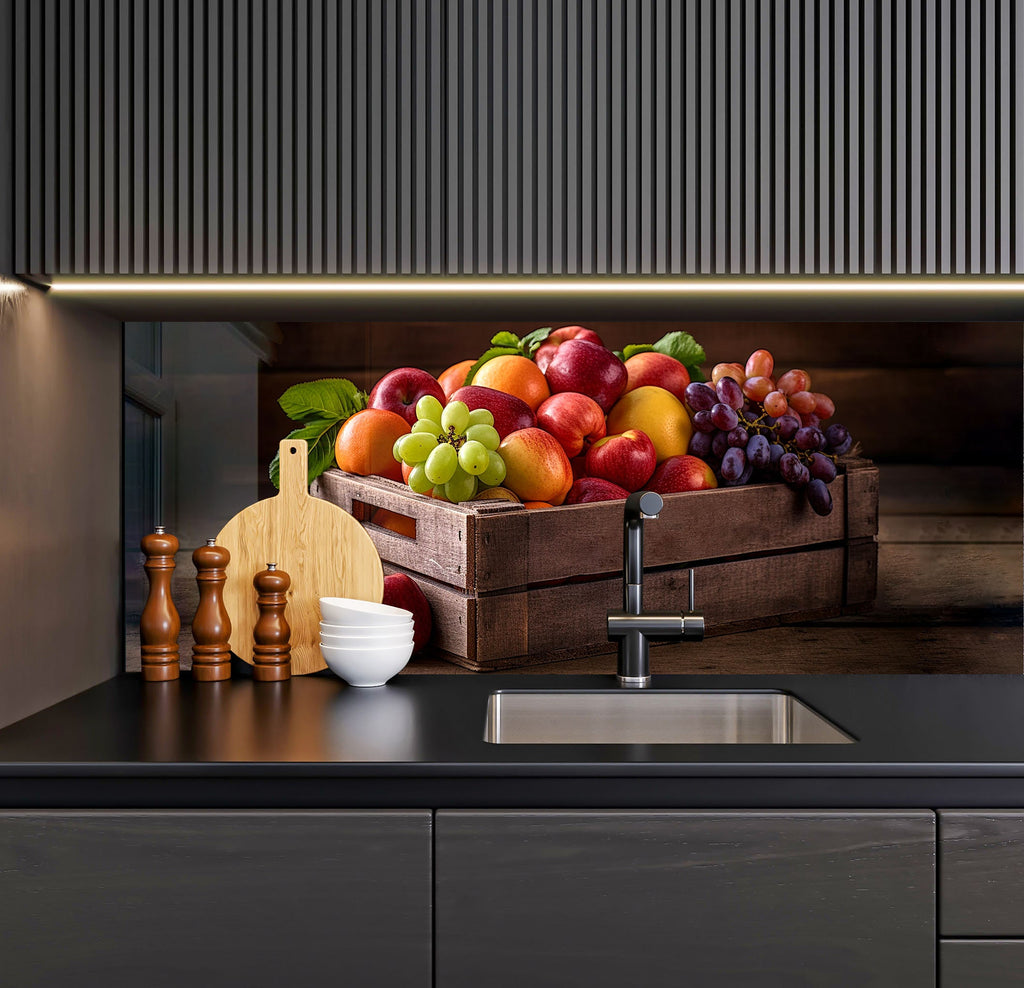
216,439 -> 384,674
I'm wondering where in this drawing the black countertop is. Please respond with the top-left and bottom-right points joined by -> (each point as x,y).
0,673 -> 1022,808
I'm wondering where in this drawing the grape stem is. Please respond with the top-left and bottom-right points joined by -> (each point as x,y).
437,426 -> 467,451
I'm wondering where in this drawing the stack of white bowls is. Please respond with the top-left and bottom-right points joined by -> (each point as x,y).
319,597 -> 415,687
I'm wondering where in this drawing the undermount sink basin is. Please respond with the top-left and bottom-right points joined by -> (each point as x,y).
484,690 -> 854,745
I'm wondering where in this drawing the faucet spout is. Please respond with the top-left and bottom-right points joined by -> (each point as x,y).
623,490 -> 663,613
609,491 -> 704,688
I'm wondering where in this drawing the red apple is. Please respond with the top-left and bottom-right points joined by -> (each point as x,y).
564,477 -> 630,504
535,392 -> 607,458
623,351 -> 692,403
647,454 -> 718,494
569,455 -> 588,480
382,573 -> 433,653
369,367 -> 446,426
545,339 -> 628,412
448,385 -> 536,438
585,429 -> 657,492
534,325 -> 605,374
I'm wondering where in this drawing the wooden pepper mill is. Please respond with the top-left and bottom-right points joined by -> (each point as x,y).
252,563 -> 291,681
140,526 -> 181,681
191,539 -> 232,681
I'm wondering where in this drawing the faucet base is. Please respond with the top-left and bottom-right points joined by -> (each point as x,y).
617,674 -> 652,689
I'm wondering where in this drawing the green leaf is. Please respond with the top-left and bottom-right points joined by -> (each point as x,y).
489,331 -> 522,348
687,364 -> 708,383
622,343 -> 655,361
269,420 -> 343,490
278,378 -> 367,423
651,331 -> 706,371
518,326 -> 554,357
464,346 -> 522,385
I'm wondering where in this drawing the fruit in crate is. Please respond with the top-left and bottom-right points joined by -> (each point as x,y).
606,386 -> 692,463
382,573 -> 432,652
535,392 -> 607,458
647,454 -> 718,493
471,354 -> 551,411
473,486 -> 521,503
545,339 -> 628,412
368,367 -> 446,426
533,325 -> 605,374
622,351 -> 691,403
447,385 -> 536,439
585,429 -> 657,492
682,348 -> 856,516
564,477 -> 631,504
335,408 -> 409,482
438,359 -> 476,398
371,506 -> 417,538
497,427 -> 574,506
393,397 -> 507,503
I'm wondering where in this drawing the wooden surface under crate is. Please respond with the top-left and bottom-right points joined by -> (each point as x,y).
313,459 -> 879,671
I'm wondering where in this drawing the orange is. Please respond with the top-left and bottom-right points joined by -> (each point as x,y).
438,359 -> 476,399
524,501 -> 554,509
334,408 -> 408,481
472,354 -> 551,411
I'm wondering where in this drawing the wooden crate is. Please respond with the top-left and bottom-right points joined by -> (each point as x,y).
312,459 -> 879,671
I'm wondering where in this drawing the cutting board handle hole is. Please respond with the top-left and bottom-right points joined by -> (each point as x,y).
290,446 -> 297,454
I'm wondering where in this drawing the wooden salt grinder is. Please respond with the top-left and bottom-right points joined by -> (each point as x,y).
252,563 -> 291,681
140,526 -> 181,681
191,539 -> 232,681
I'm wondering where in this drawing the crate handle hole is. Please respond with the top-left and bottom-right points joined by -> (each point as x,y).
353,499 -> 418,541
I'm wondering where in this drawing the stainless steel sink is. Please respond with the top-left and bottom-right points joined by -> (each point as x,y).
484,690 -> 854,744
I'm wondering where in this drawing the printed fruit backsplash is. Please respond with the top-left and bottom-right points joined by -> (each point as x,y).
273,327 -> 855,518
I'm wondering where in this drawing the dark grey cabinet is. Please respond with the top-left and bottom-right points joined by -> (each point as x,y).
940,811 -> 1024,936
8,0 -> 1022,276
0,810 -> 432,988
435,810 -> 936,988
941,941 -> 1024,988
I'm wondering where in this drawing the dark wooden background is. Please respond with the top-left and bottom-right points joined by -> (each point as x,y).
259,320 -> 1023,674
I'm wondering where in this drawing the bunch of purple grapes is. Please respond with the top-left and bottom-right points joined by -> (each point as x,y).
684,378 -> 854,517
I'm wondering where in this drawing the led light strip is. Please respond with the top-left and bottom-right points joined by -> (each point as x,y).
45,277 -> 1024,295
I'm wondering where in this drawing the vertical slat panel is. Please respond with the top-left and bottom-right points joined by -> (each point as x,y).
236,0 -> 249,273
8,0 -> 1023,277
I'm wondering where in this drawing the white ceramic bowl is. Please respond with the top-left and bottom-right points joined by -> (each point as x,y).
319,622 -> 415,634
319,640 -> 413,688
320,597 -> 414,626
320,630 -> 415,648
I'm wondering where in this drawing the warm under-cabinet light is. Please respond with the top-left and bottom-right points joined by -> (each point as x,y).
45,277 -> 1024,296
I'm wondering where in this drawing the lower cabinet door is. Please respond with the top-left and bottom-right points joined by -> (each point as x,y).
436,810 -> 935,988
0,810 -> 432,988
941,940 -> 1024,987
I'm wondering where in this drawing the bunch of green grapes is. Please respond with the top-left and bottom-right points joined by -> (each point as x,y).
392,397 -> 507,502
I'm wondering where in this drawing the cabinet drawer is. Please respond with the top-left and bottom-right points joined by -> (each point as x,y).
940,812 -> 1024,936
0,811 -> 432,987
941,940 -> 1024,987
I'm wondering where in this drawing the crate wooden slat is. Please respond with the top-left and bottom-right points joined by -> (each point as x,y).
312,459 -> 879,671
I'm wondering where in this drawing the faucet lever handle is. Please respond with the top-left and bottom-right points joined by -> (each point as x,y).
688,568 -> 696,612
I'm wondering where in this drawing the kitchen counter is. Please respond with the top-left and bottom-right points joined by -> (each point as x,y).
1,671 -> 1023,808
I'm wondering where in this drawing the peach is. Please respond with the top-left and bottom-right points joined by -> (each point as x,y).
606,386 -> 693,463
623,351 -> 691,403
498,427 -> 574,506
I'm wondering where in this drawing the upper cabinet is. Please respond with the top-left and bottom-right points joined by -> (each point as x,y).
9,0 -> 1024,277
